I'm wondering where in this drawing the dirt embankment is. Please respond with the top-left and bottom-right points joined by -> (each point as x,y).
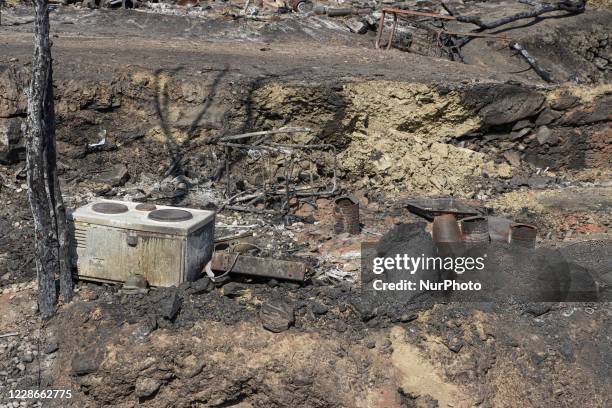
2,278 -> 611,408
2,62 -> 611,199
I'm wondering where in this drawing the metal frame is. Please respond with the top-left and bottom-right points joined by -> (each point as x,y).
375,8 -> 510,50
218,139 -> 338,216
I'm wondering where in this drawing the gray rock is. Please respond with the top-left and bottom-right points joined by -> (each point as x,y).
311,301 -> 328,315
346,18 -> 368,34
221,282 -> 248,298
400,313 -> 418,322
550,95 -> 579,111
502,150 -> 521,167
71,354 -> 99,375
593,57 -> 608,70
509,127 -> 531,141
178,355 -> 205,378
45,340 -> 59,355
135,377 -> 161,398
21,353 -> 34,363
189,277 -> 213,294
557,93 -> 611,126
95,163 -> 129,187
157,290 -> 182,320
536,126 -> 552,145
260,301 -> 295,333
444,335 -> 464,353
511,119 -> 533,131
535,108 -> 562,126
479,89 -> 545,126
131,318 -> 157,340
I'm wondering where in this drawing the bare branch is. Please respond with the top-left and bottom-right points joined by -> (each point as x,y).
456,0 -> 586,31
510,42 -> 555,82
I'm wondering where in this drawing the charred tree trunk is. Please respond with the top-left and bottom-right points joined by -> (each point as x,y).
25,0 -> 73,317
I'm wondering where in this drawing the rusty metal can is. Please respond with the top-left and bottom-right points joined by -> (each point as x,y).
432,214 -> 462,243
333,197 -> 360,235
461,215 -> 489,245
509,223 -> 537,248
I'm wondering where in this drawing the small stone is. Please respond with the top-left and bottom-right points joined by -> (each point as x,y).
16,363 -> 25,371
523,304 -> 551,317
131,321 -> 156,340
346,18 -> 368,34
21,353 -> 33,363
593,57 -> 608,70
509,127 -> 531,141
260,301 -> 295,333
366,340 -> 376,349
221,282 -> 247,298
157,290 -> 182,320
135,377 -> 161,398
535,108 -> 562,126
178,281 -> 192,291
71,354 -> 98,375
311,302 -> 328,315
335,321 -> 347,333
550,95 -> 579,110
502,150 -> 521,167
444,336 -> 464,353
512,119 -> 533,131
536,126 -> 552,145
179,355 -> 205,378
400,313 -> 418,322
190,277 -> 212,294
95,163 -> 129,187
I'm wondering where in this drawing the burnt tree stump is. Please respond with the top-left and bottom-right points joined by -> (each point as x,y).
25,0 -> 73,317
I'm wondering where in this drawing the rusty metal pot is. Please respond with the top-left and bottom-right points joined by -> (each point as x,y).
461,215 -> 489,245
509,223 -> 537,248
333,197 -> 360,235
432,214 -> 462,243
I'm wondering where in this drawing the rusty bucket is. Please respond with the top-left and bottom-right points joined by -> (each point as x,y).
432,214 -> 462,243
333,197 -> 360,235
461,215 -> 490,245
509,223 -> 537,248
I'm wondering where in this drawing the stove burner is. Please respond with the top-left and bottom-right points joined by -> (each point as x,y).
135,203 -> 157,211
92,202 -> 129,214
148,209 -> 193,222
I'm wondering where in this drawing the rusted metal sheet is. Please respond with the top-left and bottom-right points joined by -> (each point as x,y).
404,197 -> 479,221
210,252 -> 307,282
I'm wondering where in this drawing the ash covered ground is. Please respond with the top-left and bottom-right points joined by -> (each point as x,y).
0,0 -> 611,406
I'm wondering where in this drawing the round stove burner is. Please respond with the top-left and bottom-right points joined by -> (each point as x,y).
135,203 -> 157,211
148,209 -> 193,222
92,202 -> 129,214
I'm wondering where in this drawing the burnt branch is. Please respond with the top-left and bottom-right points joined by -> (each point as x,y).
510,41 -> 555,82
455,0 -> 586,31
